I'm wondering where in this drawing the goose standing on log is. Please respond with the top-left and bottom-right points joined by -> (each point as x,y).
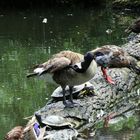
27,51 -> 98,108
90,45 -> 140,84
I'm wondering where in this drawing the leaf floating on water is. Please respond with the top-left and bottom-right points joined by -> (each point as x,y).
67,13 -> 73,16
17,97 -> 21,100
50,31 -> 53,34
42,18 -> 47,23
77,32 -> 80,35
106,29 -> 113,35
0,14 -> 4,17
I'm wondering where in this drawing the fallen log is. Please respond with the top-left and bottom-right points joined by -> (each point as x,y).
23,34 -> 140,139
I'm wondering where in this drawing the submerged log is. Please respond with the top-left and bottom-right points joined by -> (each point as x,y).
23,35 -> 140,140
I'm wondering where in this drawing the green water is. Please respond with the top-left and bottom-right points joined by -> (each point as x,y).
0,8 -> 139,139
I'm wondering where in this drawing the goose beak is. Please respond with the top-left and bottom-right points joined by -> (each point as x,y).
101,67 -> 115,85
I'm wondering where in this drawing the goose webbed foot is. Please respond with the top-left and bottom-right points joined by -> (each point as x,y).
101,67 -> 115,85
63,101 -> 74,108
68,100 -> 79,106
105,75 -> 115,85
63,86 -> 79,108
63,100 -> 79,108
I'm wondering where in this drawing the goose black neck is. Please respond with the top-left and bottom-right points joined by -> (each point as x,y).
35,113 -> 46,128
72,58 -> 93,73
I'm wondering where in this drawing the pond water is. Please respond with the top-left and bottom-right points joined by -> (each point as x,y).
0,7 -> 139,139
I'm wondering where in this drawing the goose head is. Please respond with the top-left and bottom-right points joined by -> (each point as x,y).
70,52 -> 96,73
94,51 -> 111,68
84,52 -> 95,62
94,51 -> 115,84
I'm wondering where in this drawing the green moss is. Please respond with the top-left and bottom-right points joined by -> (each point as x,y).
123,117 -> 139,130
95,116 -> 139,131
110,116 -> 138,131
95,121 -> 104,129
130,131 -> 140,140
109,119 -> 125,131
113,0 -> 140,8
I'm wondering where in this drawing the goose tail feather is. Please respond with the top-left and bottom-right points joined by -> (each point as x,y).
27,67 -> 47,78
26,73 -> 38,78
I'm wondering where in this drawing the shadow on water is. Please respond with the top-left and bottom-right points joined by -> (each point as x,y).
0,7 -> 139,139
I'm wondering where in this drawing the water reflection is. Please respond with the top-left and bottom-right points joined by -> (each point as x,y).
0,7 -> 139,139
95,128 -> 134,140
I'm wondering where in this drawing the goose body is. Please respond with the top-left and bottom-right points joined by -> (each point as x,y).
90,45 -> 140,83
27,50 -> 97,107
53,59 -> 97,86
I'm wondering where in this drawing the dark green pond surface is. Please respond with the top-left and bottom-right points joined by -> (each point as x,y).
0,7 -> 139,139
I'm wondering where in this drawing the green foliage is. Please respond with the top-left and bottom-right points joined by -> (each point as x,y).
131,131 -> 140,140
110,116 -> 139,131
95,116 -> 139,131
95,120 -> 104,129
113,0 -> 140,8
0,0 -> 108,9
95,116 -> 140,140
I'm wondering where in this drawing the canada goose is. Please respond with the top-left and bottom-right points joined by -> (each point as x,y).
27,51 -> 97,108
90,45 -> 140,84
125,18 -> 140,34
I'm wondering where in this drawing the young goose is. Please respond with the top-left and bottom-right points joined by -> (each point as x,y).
27,51 -> 97,108
125,18 -> 140,34
90,45 -> 140,84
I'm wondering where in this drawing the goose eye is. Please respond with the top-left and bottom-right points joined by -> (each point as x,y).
74,65 -> 78,68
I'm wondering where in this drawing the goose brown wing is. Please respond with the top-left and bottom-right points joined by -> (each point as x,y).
52,50 -> 83,64
91,45 -> 124,56
42,57 -> 71,73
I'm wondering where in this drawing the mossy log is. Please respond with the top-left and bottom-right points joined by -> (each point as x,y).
112,0 -> 140,9
23,35 -> 140,140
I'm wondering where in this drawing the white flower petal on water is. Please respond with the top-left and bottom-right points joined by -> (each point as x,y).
42,18 -> 47,23
106,29 -> 113,34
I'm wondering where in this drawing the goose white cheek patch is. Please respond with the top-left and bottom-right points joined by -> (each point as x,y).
75,62 -> 82,69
